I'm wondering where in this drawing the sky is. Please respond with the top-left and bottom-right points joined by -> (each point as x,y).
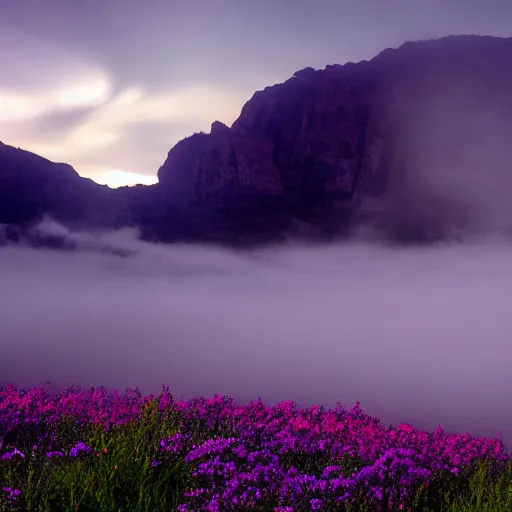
1,0 -> 512,187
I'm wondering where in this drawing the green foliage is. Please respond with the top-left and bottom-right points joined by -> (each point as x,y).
1,398 -> 190,512
410,459 -> 512,512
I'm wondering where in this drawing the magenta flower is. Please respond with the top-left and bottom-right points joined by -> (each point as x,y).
1,448 -> 25,461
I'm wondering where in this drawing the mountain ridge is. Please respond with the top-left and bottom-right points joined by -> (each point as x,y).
3,34 -> 512,246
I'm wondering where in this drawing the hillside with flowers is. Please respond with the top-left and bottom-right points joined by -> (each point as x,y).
1,384 -> 511,511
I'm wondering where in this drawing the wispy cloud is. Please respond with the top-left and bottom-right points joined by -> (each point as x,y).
0,28 -> 245,187
67,85 -> 244,150
0,71 -> 111,124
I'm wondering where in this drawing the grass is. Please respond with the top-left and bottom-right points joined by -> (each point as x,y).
0,384 -> 511,511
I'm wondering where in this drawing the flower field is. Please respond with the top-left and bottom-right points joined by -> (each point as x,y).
1,384 -> 511,511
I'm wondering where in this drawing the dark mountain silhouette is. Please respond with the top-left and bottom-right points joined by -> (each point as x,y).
2,34 -> 512,246
0,142 -> 128,227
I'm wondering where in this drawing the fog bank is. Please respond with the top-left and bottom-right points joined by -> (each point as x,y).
1,226 -> 511,446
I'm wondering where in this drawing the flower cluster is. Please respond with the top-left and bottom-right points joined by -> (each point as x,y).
2,487 -> 21,503
0,385 -> 509,511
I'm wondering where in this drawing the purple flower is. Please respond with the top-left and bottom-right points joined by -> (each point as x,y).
46,451 -> 64,458
2,487 -> 21,502
159,432 -> 189,454
69,442 -> 92,457
184,437 -> 239,463
1,448 -> 25,461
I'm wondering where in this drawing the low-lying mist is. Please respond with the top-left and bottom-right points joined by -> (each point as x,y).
1,222 -> 512,447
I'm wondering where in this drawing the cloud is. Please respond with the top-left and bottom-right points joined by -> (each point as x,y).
0,71 -> 110,124
12,83 -> 244,186
0,27 -> 112,125
2,84 -> 246,186
67,85 -> 244,150
1,224 -> 511,447
0,26 -> 246,187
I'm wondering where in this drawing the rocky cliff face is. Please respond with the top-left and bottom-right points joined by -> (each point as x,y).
157,64 -> 377,216
157,35 -> 512,242
3,35 -> 512,246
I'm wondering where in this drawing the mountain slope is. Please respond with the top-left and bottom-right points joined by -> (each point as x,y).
157,34 -> 512,241
0,141 -> 128,229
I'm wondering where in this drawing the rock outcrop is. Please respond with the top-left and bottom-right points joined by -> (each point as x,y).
157,34 -> 512,242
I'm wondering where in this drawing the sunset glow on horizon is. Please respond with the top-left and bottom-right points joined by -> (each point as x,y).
91,168 -> 159,188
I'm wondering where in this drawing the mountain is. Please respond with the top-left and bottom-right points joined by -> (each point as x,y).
157,35 -> 512,242
0,141 -> 128,228
3,35 -> 512,246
